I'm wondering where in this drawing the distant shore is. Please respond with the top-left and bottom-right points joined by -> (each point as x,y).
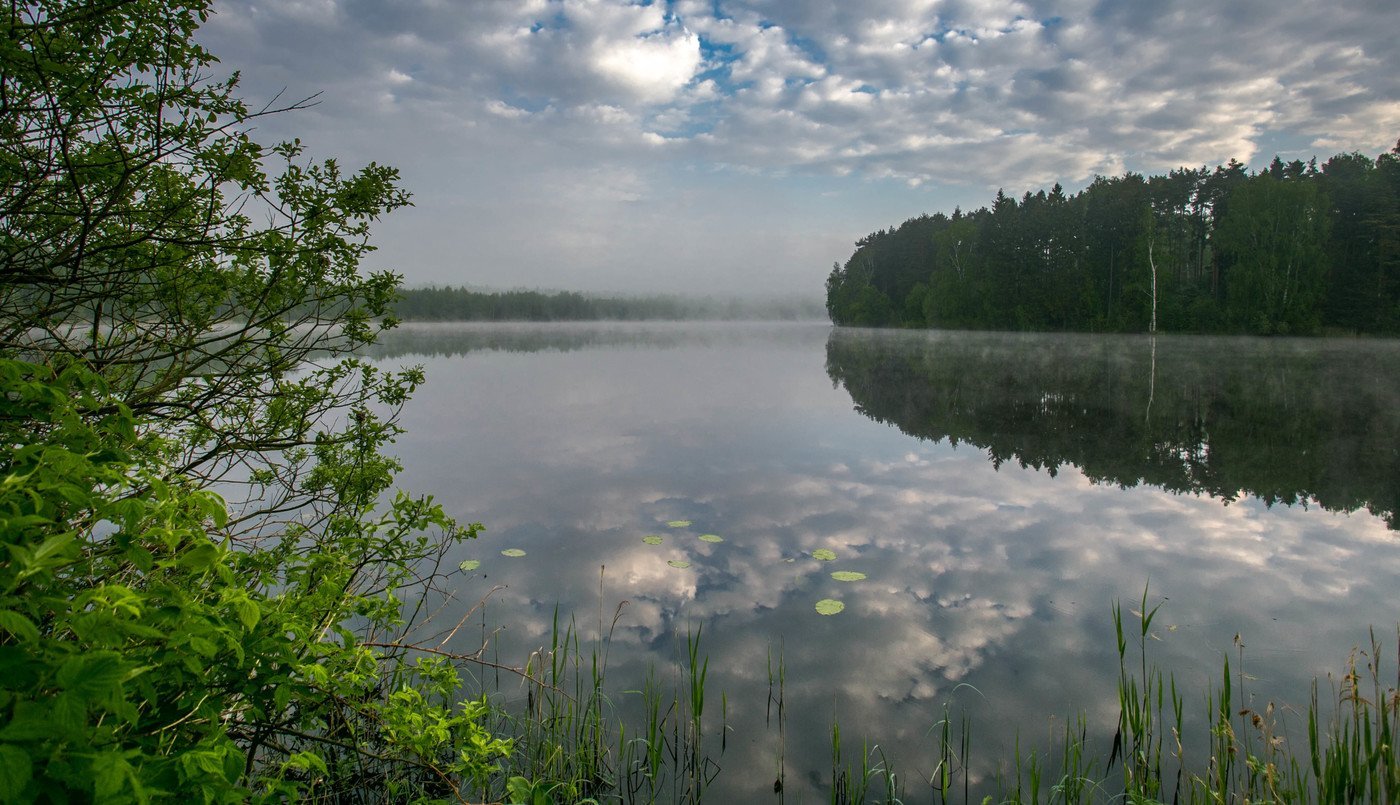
393,285 -> 827,322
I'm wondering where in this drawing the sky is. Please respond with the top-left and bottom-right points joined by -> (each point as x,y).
196,0 -> 1400,297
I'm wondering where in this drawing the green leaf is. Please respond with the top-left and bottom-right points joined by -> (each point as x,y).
641,535 -> 663,545
500,548 -> 526,557
507,776 -> 533,801
0,745 -> 32,802
51,693 -> 88,736
665,520 -> 691,528
458,559 -> 481,571
666,559 -> 690,569
126,545 -> 154,572
17,530 -> 77,578
91,750 -> 137,801
0,702 -> 54,741
815,599 -> 845,615
233,596 -> 261,631
282,751 -> 329,776
177,541 -> 221,571
0,610 -> 40,643
0,646 -> 39,689
831,571 -> 866,582
186,636 -> 218,658
57,652 -> 128,699
811,548 -> 837,561
698,534 -> 723,543
274,683 -> 293,714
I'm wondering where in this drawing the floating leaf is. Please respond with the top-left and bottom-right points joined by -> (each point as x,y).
815,599 -> 845,615
811,549 -> 837,561
667,559 -> 691,569
831,571 -> 866,582
642,535 -> 663,545
501,549 -> 526,557
698,534 -> 724,543
458,559 -> 481,571
666,520 -> 691,528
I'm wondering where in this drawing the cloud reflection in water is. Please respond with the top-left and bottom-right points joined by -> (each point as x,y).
378,322 -> 1400,800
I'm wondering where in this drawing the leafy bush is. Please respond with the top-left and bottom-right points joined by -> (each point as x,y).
0,2 -> 510,801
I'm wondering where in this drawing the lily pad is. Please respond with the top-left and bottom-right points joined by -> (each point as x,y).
666,520 -> 692,528
458,559 -> 481,572
811,549 -> 837,561
698,534 -> 724,543
501,548 -> 526,557
667,559 -> 691,569
642,535 -> 664,545
831,571 -> 866,582
815,599 -> 845,615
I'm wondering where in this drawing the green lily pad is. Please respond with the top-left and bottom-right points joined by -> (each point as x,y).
642,535 -> 664,545
811,549 -> 837,561
667,559 -> 691,569
831,571 -> 866,582
815,599 -> 845,615
698,534 -> 724,543
666,520 -> 691,528
458,559 -> 481,571
501,548 -> 526,557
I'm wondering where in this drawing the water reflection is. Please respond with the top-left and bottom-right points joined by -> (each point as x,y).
826,328 -> 1400,528
377,323 -> 1400,801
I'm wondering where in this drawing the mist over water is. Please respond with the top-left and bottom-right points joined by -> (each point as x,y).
373,322 -> 1400,800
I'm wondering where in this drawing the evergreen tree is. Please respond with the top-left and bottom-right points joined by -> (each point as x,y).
825,143 -> 1400,335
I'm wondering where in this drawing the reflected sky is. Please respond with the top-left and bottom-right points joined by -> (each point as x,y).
375,322 -> 1400,801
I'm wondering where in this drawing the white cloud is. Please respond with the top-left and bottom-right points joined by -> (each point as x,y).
196,0 -> 1400,293
588,25 -> 702,103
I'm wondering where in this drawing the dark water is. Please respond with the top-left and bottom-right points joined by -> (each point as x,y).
371,321 -> 1400,800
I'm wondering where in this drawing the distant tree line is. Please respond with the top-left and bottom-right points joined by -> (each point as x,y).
826,142 -> 1400,334
394,286 -> 825,321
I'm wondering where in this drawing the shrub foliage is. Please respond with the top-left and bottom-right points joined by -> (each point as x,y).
0,2 -> 508,801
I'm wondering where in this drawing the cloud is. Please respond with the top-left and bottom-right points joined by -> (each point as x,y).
195,0 -> 1400,293
207,0 -> 1400,185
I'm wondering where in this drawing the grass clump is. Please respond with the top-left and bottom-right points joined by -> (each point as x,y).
461,600 -> 725,804
877,588 -> 1400,804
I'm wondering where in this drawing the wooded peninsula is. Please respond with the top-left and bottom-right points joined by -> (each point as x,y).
825,144 -> 1400,335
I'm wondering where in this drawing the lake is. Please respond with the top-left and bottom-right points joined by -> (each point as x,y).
367,321 -> 1400,801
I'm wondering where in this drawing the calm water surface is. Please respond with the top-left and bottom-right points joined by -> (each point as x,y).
370,321 -> 1400,800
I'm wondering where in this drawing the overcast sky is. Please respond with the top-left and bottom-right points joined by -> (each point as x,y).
196,0 -> 1400,297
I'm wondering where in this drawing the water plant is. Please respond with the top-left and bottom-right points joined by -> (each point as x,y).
469,605 -> 725,804
454,587 -> 1397,804
829,713 -> 902,804
768,641 -> 788,797
913,592 -> 1400,804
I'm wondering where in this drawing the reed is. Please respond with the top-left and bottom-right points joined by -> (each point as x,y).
978,598 -> 1398,804
461,604 -> 724,804
803,591 -> 1398,804
461,586 -> 1396,804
